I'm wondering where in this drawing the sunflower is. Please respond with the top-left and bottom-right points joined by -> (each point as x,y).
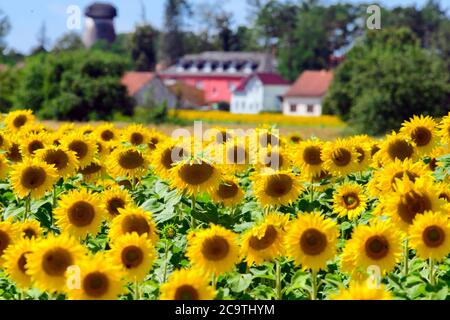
78,159 -> 107,183
35,145 -> 79,179
102,186 -> 133,220
294,140 -> 324,178
0,218 -> 18,265
26,234 -> 86,293
331,282 -> 392,300
383,177 -> 445,231
210,176 -> 244,207
95,123 -> 119,144
95,140 -> 111,159
19,131 -> 49,157
438,112 -> 450,145
378,132 -> 416,164
66,254 -> 125,300
147,129 -> 167,150
400,115 -> 438,156
159,269 -> 216,300
10,158 -> 58,199
218,137 -> 253,173
0,129 -> 11,151
61,133 -> 97,168
348,135 -> 372,172
206,127 -> 233,145
6,141 -> 23,163
109,206 -> 159,245
121,124 -> 150,146
108,232 -> 156,282
170,158 -> 221,196
186,224 -> 240,275
426,146 -> 448,171
54,189 -> 107,239
285,212 -> 339,271
347,221 -> 403,275
254,128 -> 281,148
151,139 -> 190,180
107,145 -> 149,179
287,132 -> 303,144
252,169 -> 303,208
2,238 -> 35,289
409,211 -> 450,262
18,220 -> 42,239
240,213 -> 289,266
4,109 -> 35,133
333,182 -> 367,220
0,154 -> 9,179
321,139 -> 359,176
256,145 -> 292,171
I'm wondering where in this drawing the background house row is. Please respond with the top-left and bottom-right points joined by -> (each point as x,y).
120,51 -> 333,116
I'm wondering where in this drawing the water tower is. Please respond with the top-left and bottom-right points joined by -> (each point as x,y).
83,2 -> 117,48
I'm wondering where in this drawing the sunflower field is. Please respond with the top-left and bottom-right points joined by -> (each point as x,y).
0,109 -> 449,301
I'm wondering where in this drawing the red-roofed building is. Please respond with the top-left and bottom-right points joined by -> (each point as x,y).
230,73 -> 290,114
282,70 -> 333,116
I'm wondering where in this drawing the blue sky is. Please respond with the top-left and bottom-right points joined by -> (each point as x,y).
1,0 -> 439,54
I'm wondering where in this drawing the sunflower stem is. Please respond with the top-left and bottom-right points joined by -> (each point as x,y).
275,259 -> 282,300
23,194 -> 31,222
311,269 -> 318,300
429,258 -> 435,286
162,239 -> 169,283
403,239 -> 409,277
134,279 -> 141,300
190,194 -> 197,229
310,180 -> 314,203
211,273 -> 217,288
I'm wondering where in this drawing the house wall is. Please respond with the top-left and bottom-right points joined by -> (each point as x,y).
263,85 -> 290,112
282,96 -> 323,116
135,78 -> 177,109
230,77 -> 264,114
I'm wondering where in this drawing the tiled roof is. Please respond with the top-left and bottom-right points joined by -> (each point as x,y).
121,72 -> 154,96
284,70 -> 333,97
235,73 -> 289,92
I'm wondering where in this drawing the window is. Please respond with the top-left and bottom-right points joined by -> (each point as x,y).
290,104 -> 297,112
307,104 -> 315,113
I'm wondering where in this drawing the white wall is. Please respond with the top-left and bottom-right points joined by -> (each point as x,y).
282,97 -> 323,116
230,77 -> 264,114
263,85 -> 290,112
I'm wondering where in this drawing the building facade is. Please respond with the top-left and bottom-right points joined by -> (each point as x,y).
230,73 -> 290,114
282,70 -> 333,116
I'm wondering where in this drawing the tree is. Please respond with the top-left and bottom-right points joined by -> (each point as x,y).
323,28 -> 450,135
15,50 -> 134,121
0,66 -> 19,112
160,0 -> 191,66
31,21 -> 50,55
0,9 -> 10,54
52,32 -> 83,52
131,24 -> 158,71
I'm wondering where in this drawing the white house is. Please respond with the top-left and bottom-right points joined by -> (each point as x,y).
282,70 -> 333,116
230,73 -> 290,114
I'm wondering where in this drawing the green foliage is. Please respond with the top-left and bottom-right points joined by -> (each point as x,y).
131,25 -> 158,71
0,66 -> 19,112
15,50 -> 134,120
323,28 -> 450,135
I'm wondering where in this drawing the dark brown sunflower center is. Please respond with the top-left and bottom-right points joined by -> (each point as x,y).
107,197 -> 125,216
201,236 -> 230,261
365,235 -> 389,260
68,201 -> 95,227
422,226 -> 445,248
122,214 -> 150,236
429,158 -> 437,171
249,225 -> 278,250
69,140 -> 88,159
264,174 -> 293,197
130,132 -> 144,145
118,179 -> 132,189
42,247 -> 73,276
259,133 -> 279,147
178,162 -> 214,185
439,192 -> 450,202
44,150 -> 69,170
290,135 -> 302,143
7,144 -> 22,162
371,145 -> 380,156
331,148 -> 352,167
217,181 -> 239,199
0,230 -> 11,256
18,251 -> 31,274
312,170 -> 332,182
148,137 -> 159,150
356,147 -> 365,163
265,152 -> 283,170
79,162 -> 102,175
83,271 -> 110,297
303,146 -> 323,165
101,130 -> 114,141
20,167 -> 47,189
96,142 -> 103,153
411,126 -> 432,146
118,151 -> 144,169
387,139 -> 414,161
23,228 -> 37,239
13,115 -> 27,128
391,170 -> 418,185
300,228 -> 327,256
397,190 -> 431,224
342,192 -> 360,210
174,285 -> 200,300
216,131 -> 231,144
227,146 -> 249,164
121,245 -> 144,269
28,140 -> 44,154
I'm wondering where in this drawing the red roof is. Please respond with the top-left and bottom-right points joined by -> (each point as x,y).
235,73 -> 289,92
121,72 -> 154,96
284,70 -> 333,97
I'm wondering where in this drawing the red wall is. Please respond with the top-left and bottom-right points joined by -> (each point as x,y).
160,74 -> 244,104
